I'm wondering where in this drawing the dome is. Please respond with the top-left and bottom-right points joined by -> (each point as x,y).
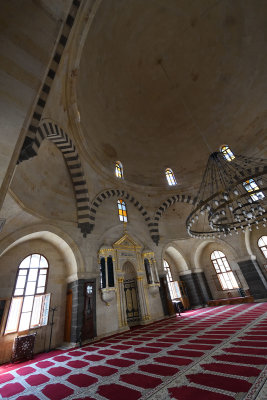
76,0 -> 267,190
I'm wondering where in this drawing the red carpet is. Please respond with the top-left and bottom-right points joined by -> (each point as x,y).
186,372 -> 252,392
223,346 -> 267,355
168,386 -> 235,400
201,362 -> 261,376
0,303 -> 267,399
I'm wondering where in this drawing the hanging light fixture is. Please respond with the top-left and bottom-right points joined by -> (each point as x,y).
186,150 -> 267,238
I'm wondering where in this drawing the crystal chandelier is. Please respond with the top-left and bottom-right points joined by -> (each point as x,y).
186,149 -> 267,238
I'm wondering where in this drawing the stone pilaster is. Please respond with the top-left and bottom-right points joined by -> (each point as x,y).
179,272 -> 205,308
118,277 -> 127,328
193,271 -> 213,304
237,257 -> 267,299
67,278 -> 96,343
136,276 -> 150,321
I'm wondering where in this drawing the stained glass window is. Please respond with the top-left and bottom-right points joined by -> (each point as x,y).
243,178 -> 265,201
220,145 -> 235,162
5,254 -> 50,334
115,161 -> 123,179
211,250 -> 239,290
165,168 -> 177,186
117,199 -> 128,222
258,236 -> 267,259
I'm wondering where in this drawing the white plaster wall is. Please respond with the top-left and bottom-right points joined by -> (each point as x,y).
146,287 -> 164,321
96,289 -> 119,337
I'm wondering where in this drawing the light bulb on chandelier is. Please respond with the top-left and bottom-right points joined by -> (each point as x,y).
186,149 -> 267,238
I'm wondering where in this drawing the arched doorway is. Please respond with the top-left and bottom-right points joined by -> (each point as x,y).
123,261 -> 140,326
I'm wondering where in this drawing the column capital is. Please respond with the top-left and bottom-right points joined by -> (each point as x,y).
179,270 -> 192,276
237,255 -> 257,263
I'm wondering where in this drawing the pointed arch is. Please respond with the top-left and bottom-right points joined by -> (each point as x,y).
89,189 -> 152,235
151,194 -> 197,245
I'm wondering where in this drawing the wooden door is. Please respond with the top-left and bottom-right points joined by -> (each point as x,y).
81,281 -> 95,341
124,279 -> 140,325
178,281 -> 190,309
64,290 -> 72,342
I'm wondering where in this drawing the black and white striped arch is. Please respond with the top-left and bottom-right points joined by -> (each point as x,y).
89,189 -> 152,232
18,0 -> 81,163
151,194 -> 197,245
37,121 -> 91,237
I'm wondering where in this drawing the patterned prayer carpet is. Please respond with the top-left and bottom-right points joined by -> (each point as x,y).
0,303 -> 267,400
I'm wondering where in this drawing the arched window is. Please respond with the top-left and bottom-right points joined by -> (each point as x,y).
163,260 -> 181,299
100,256 -> 114,288
258,236 -> 267,259
5,254 -> 50,334
100,257 -> 106,289
107,256 -> 114,287
243,179 -> 265,201
144,258 -> 152,284
220,145 -> 235,162
211,250 -> 239,290
115,161 -> 123,179
117,199 -> 128,222
165,168 -> 177,186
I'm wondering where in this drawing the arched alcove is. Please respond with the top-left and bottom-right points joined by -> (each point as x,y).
196,239 -> 248,300
123,260 -> 137,280
122,260 -> 140,326
163,244 -> 190,280
0,229 -> 78,363
0,224 -> 84,280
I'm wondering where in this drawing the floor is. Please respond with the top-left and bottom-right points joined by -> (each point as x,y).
0,303 -> 266,400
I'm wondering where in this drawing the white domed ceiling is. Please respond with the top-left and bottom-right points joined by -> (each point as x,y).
77,0 -> 267,189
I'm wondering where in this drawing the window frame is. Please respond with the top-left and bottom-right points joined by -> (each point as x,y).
258,236 -> 267,259
220,145 -> 235,162
115,161 -> 123,179
243,179 -> 265,201
4,253 -> 50,335
165,168 -> 177,186
210,250 -> 239,291
163,260 -> 181,299
117,199 -> 128,222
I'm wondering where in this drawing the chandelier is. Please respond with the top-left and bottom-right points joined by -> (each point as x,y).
186,149 -> 267,238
